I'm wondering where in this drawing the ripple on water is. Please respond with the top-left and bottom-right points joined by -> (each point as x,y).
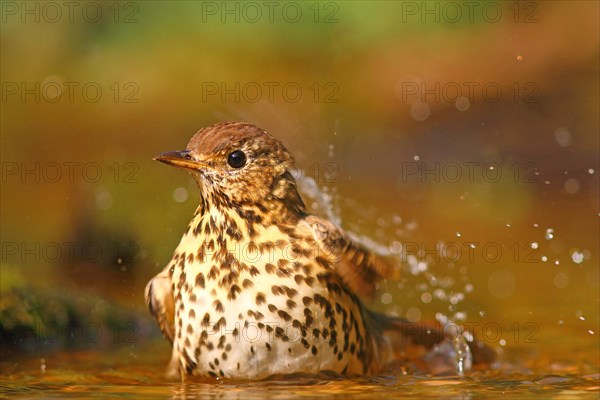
0,341 -> 598,400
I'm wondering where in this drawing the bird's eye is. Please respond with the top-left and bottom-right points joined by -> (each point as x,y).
227,150 -> 247,168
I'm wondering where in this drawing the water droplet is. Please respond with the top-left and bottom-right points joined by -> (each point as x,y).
588,168 -> 595,174
406,307 -> 421,322
410,102 -> 430,121
564,178 -> 580,194
531,242 -> 539,249
449,293 -> 464,305
411,261 -> 427,274
541,256 -> 548,262
421,292 -> 432,304
95,187 -> 113,210
381,293 -> 393,305
456,232 -> 461,237
554,127 -> 572,147
453,311 -> 466,321
435,312 -> 448,324
452,335 -> 472,375
545,228 -> 554,240
173,187 -> 188,203
413,155 -> 420,161
455,96 -> 470,111
389,241 -> 402,254
499,339 -> 506,346
406,221 -> 418,231
571,251 -> 584,264
433,289 -> 447,300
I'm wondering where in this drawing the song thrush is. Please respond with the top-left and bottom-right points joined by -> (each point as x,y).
145,122 -> 493,380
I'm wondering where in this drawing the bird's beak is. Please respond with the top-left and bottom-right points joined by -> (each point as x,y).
153,150 -> 213,171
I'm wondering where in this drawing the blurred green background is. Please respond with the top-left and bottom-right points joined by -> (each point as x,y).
1,0 -> 598,370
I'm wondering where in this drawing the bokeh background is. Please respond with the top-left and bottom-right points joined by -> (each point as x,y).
1,0 -> 598,394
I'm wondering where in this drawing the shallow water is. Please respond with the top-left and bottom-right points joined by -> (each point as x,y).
1,338 -> 598,399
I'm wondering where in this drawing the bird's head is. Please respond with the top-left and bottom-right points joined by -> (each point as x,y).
155,122 -> 305,215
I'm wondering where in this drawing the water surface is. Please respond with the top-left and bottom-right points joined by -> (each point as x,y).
2,336 -> 598,399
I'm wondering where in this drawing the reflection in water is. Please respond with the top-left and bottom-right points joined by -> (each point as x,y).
1,339 -> 598,399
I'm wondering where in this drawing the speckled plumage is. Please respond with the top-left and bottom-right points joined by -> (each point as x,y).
145,122 -> 493,380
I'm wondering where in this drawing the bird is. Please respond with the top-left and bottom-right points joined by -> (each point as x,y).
145,121 -> 494,380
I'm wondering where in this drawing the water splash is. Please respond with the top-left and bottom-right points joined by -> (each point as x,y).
423,332 -> 473,376
454,334 -> 473,375
295,170 -> 341,226
295,169 -> 473,330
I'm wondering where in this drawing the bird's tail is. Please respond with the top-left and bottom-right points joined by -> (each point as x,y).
363,307 -> 496,375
